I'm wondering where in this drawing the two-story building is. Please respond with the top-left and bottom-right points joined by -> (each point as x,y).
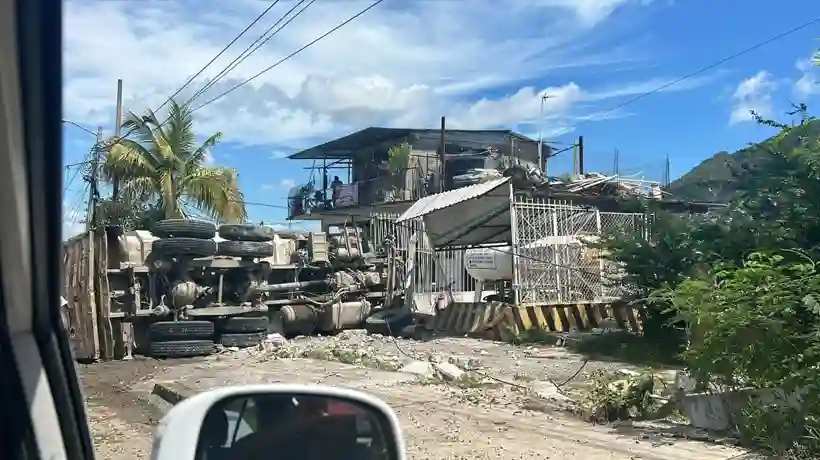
286,126 -> 548,229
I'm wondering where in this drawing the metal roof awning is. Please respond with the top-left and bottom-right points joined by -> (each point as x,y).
397,178 -> 513,247
287,127 -> 543,160
287,127 -> 412,160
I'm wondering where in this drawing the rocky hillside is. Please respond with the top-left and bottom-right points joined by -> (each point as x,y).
667,119 -> 820,203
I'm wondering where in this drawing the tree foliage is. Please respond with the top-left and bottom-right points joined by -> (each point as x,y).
600,104 -> 820,455
102,100 -> 247,227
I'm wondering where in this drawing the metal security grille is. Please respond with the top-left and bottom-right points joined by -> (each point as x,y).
510,197 -> 647,305
368,212 -> 474,303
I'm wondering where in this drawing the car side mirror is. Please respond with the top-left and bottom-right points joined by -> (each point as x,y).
151,384 -> 407,460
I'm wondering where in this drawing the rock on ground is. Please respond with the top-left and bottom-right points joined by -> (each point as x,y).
79,330 -> 749,460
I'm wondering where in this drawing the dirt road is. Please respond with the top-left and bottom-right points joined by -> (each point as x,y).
79,358 -> 180,460
80,333 -> 748,460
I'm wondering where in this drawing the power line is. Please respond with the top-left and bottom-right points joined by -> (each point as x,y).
107,0 -> 377,165
192,0 -> 388,112
549,15 -> 820,138
63,146 -> 97,194
184,0 -> 315,108
152,0 -> 281,116
108,0 -> 281,146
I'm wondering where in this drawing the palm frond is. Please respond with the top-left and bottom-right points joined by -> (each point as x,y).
160,100 -> 197,164
186,132 -> 224,170
120,109 -> 160,146
181,166 -> 247,223
119,176 -> 159,204
110,98 -> 245,226
102,140 -> 158,183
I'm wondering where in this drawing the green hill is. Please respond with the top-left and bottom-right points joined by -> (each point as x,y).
668,119 -> 820,203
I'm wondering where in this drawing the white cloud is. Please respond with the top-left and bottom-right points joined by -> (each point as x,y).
729,71 -> 777,125
261,179 -> 296,190
203,150 -> 215,166
793,53 -> 820,98
64,0 -> 695,148
62,204 -> 86,240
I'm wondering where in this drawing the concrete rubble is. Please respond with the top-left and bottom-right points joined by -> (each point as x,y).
213,329 -> 622,417
82,327 -> 754,460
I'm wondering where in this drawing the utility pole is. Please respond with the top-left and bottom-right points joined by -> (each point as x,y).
613,148 -> 620,176
438,116 -> 446,192
577,135 -> 585,175
664,153 -> 671,188
537,94 -> 553,174
111,79 -> 123,200
86,126 -> 103,231
572,144 -> 578,176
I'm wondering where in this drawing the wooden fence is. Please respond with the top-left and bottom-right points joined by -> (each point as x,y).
62,230 -> 115,361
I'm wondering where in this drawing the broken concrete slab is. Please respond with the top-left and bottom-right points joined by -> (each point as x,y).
400,361 -> 436,378
529,381 -> 574,403
432,362 -> 465,381
151,381 -> 194,405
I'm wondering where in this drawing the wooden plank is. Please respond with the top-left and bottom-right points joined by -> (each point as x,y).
96,230 -> 114,360
65,234 -> 95,360
87,233 -> 100,360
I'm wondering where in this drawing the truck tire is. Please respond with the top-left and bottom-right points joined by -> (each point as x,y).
148,320 -> 215,341
218,224 -> 276,242
218,316 -> 269,334
219,332 -> 266,348
275,230 -> 308,240
216,240 -> 274,258
153,237 -> 217,258
152,219 -> 216,239
364,310 -> 413,337
148,340 -> 215,358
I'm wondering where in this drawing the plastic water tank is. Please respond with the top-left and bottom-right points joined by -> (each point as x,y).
464,247 -> 513,281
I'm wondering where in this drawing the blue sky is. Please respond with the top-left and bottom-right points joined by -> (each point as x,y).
61,0 -> 820,237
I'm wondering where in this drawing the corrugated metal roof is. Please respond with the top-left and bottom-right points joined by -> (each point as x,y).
287,127 -> 542,160
396,177 -> 511,222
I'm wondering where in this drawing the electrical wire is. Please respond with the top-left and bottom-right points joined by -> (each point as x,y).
547,15 -> 820,138
191,0 -> 388,112
183,0 -> 316,108
108,0 -> 282,146
108,0 -> 384,165
63,146 -> 96,194
303,17 -> 820,277
151,0 -> 281,116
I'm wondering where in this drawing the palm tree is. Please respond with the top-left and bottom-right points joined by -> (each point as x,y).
102,100 -> 247,224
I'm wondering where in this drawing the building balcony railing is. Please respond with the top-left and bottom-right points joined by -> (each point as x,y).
287,165 -> 505,219
287,167 -> 433,218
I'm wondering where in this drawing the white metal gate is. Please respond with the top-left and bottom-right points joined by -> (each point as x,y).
510,197 -> 647,305
368,212 -> 475,308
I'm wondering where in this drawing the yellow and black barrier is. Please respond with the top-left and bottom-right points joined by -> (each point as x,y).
427,301 -> 519,342
428,301 -> 642,341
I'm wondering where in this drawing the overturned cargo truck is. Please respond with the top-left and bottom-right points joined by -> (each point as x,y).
61,220 -> 400,361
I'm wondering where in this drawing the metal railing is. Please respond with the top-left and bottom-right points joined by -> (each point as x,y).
288,166 -> 433,218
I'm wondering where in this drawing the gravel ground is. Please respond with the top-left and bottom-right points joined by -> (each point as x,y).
79,330 -> 746,460
277,329 -> 652,393
79,357 -> 191,460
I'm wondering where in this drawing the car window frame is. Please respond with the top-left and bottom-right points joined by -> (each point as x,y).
0,1 -> 94,459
